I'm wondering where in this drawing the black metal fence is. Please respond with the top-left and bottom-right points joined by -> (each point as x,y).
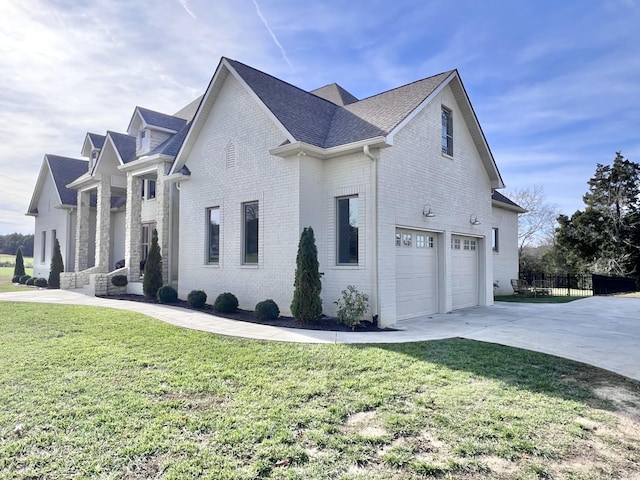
519,271 -> 637,296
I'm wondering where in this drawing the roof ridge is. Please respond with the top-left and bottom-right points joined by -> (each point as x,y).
352,69 -> 455,104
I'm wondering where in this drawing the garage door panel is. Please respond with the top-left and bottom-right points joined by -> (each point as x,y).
395,229 -> 438,320
451,235 -> 478,309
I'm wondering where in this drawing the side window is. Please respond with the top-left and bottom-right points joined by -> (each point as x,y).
243,201 -> 259,264
207,207 -> 220,264
41,231 -> 46,262
337,196 -> 359,264
492,228 -> 499,253
441,107 -> 453,156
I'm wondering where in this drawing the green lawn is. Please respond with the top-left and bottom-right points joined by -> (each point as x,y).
0,266 -> 33,293
494,295 -> 589,303
1,303 -> 638,479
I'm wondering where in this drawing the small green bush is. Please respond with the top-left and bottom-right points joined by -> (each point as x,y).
34,278 -> 48,288
157,285 -> 178,304
26,277 -> 35,286
187,290 -> 207,309
334,285 -> 369,330
214,292 -> 238,313
255,299 -> 280,321
19,275 -> 31,285
111,275 -> 128,287
12,275 -> 21,283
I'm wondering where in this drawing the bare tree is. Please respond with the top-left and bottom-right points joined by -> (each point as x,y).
506,185 -> 559,255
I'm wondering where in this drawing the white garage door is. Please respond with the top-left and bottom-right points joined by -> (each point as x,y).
395,229 -> 438,320
451,235 -> 479,309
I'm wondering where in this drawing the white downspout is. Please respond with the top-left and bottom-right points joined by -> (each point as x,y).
363,145 -> 379,324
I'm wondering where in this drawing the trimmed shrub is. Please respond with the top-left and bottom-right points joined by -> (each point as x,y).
334,285 -> 370,330
255,299 -> 280,321
291,227 -> 322,322
26,277 -> 35,286
157,285 -> 178,304
111,275 -> 129,287
19,275 -> 31,285
12,275 -> 21,283
34,277 -> 48,288
143,229 -> 163,299
13,247 -> 25,278
187,290 -> 207,309
48,238 -> 64,289
214,292 -> 238,313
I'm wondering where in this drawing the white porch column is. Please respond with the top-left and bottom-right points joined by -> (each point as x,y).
125,173 -> 142,282
155,163 -> 170,284
95,175 -> 111,271
74,190 -> 91,271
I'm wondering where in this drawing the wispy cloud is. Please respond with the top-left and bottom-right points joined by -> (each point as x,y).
251,0 -> 294,71
177,0 -> 197,19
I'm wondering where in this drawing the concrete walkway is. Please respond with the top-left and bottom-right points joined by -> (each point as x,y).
1,288 -> 639,381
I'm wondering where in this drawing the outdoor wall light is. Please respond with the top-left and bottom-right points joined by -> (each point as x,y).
470,214 -> 481,225
423,205 -> 436,217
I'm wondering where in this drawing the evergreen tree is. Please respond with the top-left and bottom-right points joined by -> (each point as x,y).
13,246 -> 25,277
556,152 -> 640,277
291,227 -> 322,322
48,238 -> 64,289
143,229 -> 163,299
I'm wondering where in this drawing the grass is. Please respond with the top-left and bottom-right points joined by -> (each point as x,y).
0,266 -> 33,293
494,295 -> 589,303
1,303 -> 639,479
0,253 -> 33,268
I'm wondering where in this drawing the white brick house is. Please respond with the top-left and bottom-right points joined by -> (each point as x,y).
27,57 -> 522,325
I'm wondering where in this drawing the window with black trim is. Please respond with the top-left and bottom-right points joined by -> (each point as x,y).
492,228 -> 499,253
441,107 -> 453,156
41,231 -> 46,262
207,207 -> 220,264
243,201 -> 259,264
337,196 -> 359,264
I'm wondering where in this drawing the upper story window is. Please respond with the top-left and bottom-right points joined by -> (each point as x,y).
337,196 -> 359,265
141,179 -> 156,200
441,107 -> 453,156
140,130 -> 149,150
243,201 -> 259,264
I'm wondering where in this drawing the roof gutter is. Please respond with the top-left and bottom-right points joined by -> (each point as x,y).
269,136 -> 389,159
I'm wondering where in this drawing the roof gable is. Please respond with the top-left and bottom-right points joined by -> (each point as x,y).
27,155 -> 89,214
127,107 -> 187,136
91,131 -> 136,175
81,132 -> 106,158
310,83 -> 359,106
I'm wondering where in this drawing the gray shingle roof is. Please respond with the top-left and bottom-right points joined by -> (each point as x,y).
148,121 -> 191,157
226,59 -> 452,149
137,107 -> 187,132
107,131 -> 137,164
492,191 -> 524,211
87,133 -> 105,149
310,83 -> 359,106
46,155 -> 89,205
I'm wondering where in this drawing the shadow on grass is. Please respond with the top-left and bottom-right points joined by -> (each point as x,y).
357,338 -> 639,408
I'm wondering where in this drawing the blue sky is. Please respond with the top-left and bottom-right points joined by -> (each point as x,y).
1,0 -> 639,234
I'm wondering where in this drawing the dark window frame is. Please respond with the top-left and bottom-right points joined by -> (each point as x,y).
336,196 -> 359,265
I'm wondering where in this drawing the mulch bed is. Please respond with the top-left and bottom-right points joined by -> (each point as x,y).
99,294 -> 396,332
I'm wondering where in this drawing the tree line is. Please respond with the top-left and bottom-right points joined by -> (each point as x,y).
512,152 -> 640,283
0,233 -> 34,257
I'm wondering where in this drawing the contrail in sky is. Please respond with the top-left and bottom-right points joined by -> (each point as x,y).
178,0 -> 197,19
252,0 -> 295,71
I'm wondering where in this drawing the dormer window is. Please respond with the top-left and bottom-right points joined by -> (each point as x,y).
140,130 -> 149,150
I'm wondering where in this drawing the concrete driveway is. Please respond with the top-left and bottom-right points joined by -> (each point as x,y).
1,289 -> 638,381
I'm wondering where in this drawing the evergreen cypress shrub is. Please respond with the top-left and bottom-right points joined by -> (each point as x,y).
26,277 -> 35,286
12,275 -> 21,283
143,229 -> 163,299
157,285 -> 178,304
187,290 -> 207,309
214,292 -> 238,313
291,227 -> 322,322
14,247 -> 25,278
255,299 -> 280,321
111,275 -> 128,287
19,275 -> 31,284
48,238 -> 64,289
34,278 -> 48,288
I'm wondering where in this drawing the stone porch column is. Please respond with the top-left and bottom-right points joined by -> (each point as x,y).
74,190 -> 91,271
95,175 -> 111,271
125,173 -> 142,282
155,163 -> 170,284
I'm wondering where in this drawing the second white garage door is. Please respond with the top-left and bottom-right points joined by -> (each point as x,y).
451,235 -> 479,309
395,229 -> 438,320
